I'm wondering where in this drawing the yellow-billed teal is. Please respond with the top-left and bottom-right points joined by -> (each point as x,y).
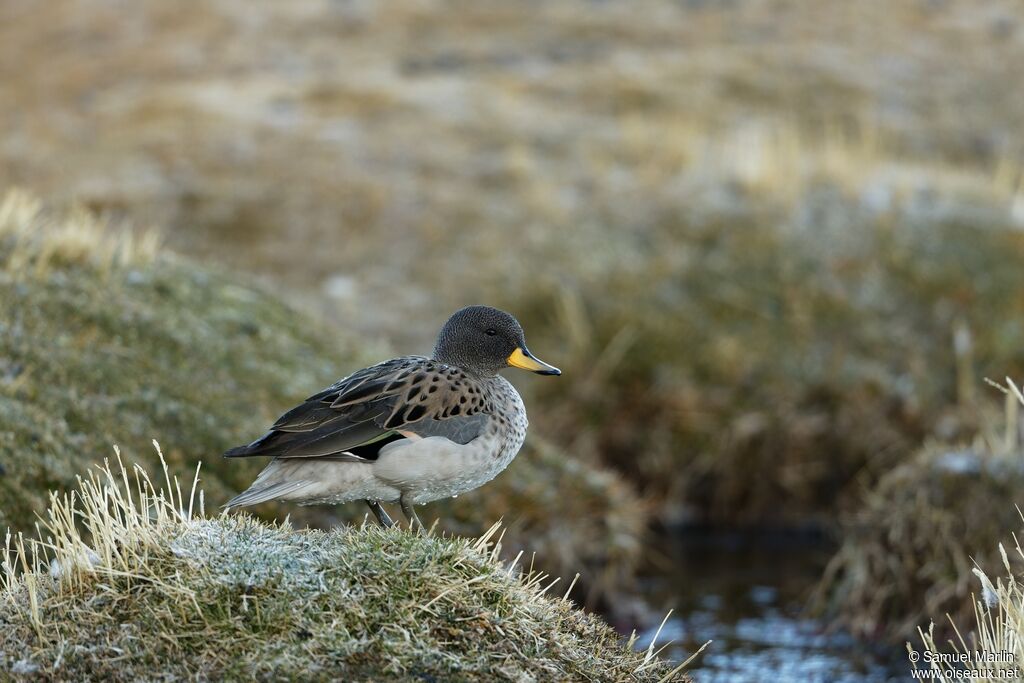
223,305 -> 560,529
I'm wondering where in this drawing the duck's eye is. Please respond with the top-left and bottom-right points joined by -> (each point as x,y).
485,328 -> 497,336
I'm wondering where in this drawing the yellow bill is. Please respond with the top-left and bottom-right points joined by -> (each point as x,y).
507,347 -> 561,375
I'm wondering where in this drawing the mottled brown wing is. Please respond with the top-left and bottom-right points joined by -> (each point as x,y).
223,356 -> 489,460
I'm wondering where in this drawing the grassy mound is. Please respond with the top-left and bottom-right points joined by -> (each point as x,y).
0,190 -> 647,604
0,455 -> 689,682
813,398 -> 1024,641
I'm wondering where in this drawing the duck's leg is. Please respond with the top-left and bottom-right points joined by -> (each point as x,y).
399,493 -> 423,531
366,500 -> 394,528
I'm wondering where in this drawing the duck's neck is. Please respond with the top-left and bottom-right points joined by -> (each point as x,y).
431,352 -> 500,378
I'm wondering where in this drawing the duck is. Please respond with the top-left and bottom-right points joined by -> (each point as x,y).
223,305 -> 560,529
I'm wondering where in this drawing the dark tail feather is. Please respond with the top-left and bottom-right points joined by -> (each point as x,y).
223,431 -> 280,458
224,444 -> 257,458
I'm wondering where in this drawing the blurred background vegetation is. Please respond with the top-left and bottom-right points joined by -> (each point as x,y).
2,0 -> 1024,678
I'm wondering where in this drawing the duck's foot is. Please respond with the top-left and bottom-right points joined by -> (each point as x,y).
366,500 -> 394,528
399,493 -> 424,533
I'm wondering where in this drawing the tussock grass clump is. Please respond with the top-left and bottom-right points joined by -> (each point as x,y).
914,382 -> 1024,681
0,452 -> 690,682
815,384 -> 1024,641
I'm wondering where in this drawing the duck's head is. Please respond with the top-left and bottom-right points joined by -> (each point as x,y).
432,305 -> 561,378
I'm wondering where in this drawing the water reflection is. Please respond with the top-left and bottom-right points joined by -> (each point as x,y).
636,528 -> 908,682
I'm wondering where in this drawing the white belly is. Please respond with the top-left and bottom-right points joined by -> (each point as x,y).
371,433 -> 512,504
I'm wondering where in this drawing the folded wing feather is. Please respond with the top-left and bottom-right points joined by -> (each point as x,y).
223,356 -> 489,461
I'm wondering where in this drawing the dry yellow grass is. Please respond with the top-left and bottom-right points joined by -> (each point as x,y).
0,189 -> 159,277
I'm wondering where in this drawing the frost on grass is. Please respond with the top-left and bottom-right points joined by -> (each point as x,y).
0,448 -> 690,682
169,518 -> 337,592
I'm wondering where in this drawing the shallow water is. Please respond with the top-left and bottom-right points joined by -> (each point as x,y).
635,528 -> 909,682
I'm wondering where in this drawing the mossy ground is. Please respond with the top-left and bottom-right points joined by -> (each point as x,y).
0,457 -> 688,682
